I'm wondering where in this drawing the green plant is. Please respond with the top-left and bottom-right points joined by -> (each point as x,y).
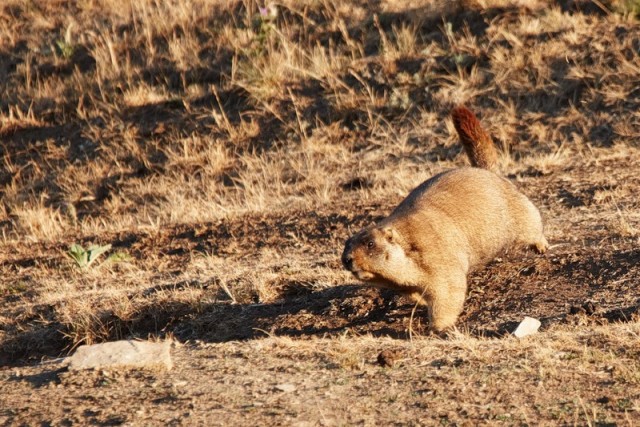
613,0 -> 640,18
1,281 -> 29,296
68,243 -> 112,269
55,39 -> 75,59
252,5 -> 278,51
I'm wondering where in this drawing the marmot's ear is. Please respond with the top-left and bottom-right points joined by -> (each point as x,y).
382,227 -> 397,243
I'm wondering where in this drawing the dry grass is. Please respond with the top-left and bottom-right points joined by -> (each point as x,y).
1,0 -> 640,423
2,0 -> 639,240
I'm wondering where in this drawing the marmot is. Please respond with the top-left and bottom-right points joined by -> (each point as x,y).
341,106 -> 548,332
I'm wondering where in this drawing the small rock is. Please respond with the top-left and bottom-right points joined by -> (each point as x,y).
275,383 -> 296,393
67,340 -> 172,371
512,317 -> 541,338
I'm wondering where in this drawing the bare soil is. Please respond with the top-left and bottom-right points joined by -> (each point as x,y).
3,325 -> 640,426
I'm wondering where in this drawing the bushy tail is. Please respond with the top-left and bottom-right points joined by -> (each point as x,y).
451,106 -> 498,172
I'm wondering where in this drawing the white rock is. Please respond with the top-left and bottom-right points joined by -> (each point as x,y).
512,317 -> 541,338
67,340 -> 172,371
275,383 -> 296,393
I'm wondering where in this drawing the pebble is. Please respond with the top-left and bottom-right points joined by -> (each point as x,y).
275,383 -> 296,393
512,317 -> 541,338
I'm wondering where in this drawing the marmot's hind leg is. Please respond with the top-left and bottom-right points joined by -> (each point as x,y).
524,218 -> 548,254
520,199 -> 548,254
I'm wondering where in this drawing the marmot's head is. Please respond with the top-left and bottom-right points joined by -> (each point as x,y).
341,225 -> 407,284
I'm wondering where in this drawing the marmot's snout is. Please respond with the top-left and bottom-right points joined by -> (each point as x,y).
341,241 -> 354,271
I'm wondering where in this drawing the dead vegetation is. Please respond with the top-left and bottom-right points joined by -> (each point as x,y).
1,0 -> 640,424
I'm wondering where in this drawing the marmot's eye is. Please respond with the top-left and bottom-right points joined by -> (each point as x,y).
367,241 -> 374,249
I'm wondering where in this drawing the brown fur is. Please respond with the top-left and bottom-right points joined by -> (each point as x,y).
341,107 -> 548,332
451,105 -> 498,171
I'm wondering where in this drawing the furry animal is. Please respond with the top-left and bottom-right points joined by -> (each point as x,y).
341,107 -> 548,331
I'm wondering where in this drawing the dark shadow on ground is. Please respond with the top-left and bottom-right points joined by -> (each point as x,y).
2,205 -> 640,366
7,367 -> 65,388
3,245 -> 639,367
0,206 -> 640,364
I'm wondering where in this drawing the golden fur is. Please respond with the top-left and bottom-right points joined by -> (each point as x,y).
341,107 -> 548,332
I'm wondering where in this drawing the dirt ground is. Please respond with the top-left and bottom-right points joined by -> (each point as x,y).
2,324 -> 640,426
2,149 -> 639,425
2,0 -> 640,425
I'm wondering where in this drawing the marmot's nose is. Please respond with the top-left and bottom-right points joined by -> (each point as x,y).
342,253 -> 353,270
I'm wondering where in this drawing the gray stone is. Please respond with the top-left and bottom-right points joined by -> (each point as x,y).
67,340 -> 172,371
512,317 -> 541,338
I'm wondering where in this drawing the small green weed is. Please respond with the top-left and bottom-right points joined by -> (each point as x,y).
1,281 -> 29,296
55,39 -> 75,59
614,0 -> 640,18
68,243 -> 112,269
